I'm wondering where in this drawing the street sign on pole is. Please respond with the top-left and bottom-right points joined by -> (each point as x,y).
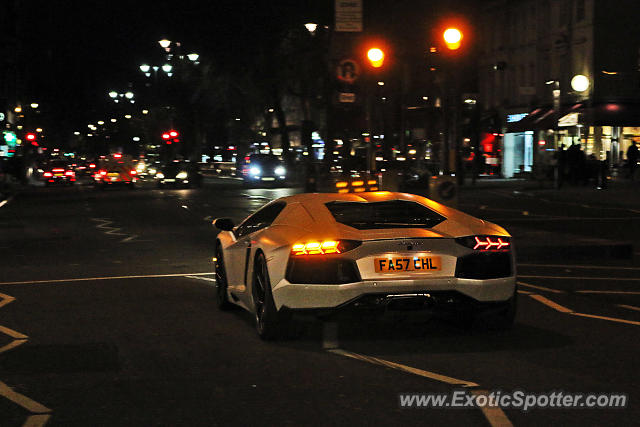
335,0 -> 363,32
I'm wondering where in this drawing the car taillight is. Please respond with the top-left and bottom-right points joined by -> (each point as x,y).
130,170 -> 137,175
99,170 -> 107,176
89,163 -> 96,168
291,240 -> 361,256
456,236 -> 511,251
43,172 -> 52,177
52,168 -> 64,172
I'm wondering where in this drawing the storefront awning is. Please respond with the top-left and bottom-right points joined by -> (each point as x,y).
505,103 -> 584,133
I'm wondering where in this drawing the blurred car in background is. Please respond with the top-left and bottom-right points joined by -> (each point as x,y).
41,159 -> 76,186
155,161 -> 202,188
93,153 -> 137,189
240,153 -> 287,186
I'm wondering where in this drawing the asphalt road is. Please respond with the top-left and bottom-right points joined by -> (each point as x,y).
0,179 -> 638,426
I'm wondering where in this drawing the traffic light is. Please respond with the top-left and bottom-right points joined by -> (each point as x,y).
443,28 -> 462,50
367,48 -> 385,68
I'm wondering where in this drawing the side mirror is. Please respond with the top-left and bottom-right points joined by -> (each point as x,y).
213,217 -> 235,231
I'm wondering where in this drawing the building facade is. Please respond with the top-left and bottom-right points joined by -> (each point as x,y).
478,0 -> 640,178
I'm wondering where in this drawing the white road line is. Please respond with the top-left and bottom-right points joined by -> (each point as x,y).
575,290 -> 640,295
327,348 -> 479,387
0,325 -> 29,339
617,304 -> 640,312
518,263 -> 640,271
0,272 -> 215,286
0,381 -> 51,414
22,414 -> 52,427
518,275 -> 640,281
184,275 -> 217,282
517,281 -> 565,294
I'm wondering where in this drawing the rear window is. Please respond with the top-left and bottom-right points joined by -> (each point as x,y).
325,200 -> 446,230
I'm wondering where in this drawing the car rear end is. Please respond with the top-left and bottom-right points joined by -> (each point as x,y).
271,197 -> 515,318
42,161 -> 76,186
94,154 -> 137,188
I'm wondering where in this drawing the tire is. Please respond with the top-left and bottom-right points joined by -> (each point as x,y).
252,252 -> 288,340
215,243 -> 233,310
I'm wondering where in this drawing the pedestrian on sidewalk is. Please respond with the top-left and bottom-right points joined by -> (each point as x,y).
626,141 -> 638,180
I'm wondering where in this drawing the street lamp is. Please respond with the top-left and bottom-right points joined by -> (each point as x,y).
125,91 -> 134,99
305,22 -> 318,34
187,53 -> 199,62
571,74 -> 590,92
443,28 -> 462,50
30,103 -> 39,109
109,91 -> 118,99
161,64 -> 173,73
159,39 -> 171,50
139,64 -> 151,73
367,48 -> 385,68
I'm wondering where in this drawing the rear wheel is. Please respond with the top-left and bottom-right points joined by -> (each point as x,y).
253,252 -> 288,340
215,243 -> 233,310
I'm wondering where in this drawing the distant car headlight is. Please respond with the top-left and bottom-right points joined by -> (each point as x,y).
148,168 -> 157,175
155,172 -> 164,179
176,171 -> 188,179
249,166 -> 261,176
274,166 -> 286,175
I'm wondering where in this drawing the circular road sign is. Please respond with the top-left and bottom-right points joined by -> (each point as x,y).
337,59 -> 360,84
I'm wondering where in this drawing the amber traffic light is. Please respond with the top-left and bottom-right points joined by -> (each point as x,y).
443,28 -> 462,50
367,48 -> 385,68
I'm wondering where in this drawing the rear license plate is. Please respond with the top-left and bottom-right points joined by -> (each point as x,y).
54,173 -> 63,176
261,177 -> 275,181
374,256 -> 441,273
164,179 -> 175,182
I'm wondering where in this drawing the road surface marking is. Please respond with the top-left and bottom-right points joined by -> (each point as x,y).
617,304 -> 640,312
327,348 -> 479,387
0,272 -> 215,286
0,381 -> 51,414
0,338 -> 27,354
120,235 -> 139,242
517,281 -> 565,294
184,275 -> 217,283
0,292 -> 15,308
570,312 -> 640,326
471,389 -> 514,427
528,294 -> 640,327
519,275 -> 640,281
0,198 -> 9,208
0,325 -> 28,339
575,290 -> 640,295
517,290 -> 533,295
23,414 -> 52,427
519,263 -> 640,271
528,294 -> 574,313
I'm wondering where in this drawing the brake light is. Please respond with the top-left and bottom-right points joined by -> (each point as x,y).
99,170 -> 107,176
291,240 -> 361,256
456,236 -> 511,251
52,168 -> 64,172
89,163 -> 96,168
113,153 -> 122,158
43,172 -> 52,177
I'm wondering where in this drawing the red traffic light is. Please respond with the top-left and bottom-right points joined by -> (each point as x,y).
169,130 -> 178,138
25,133 -> 36,141
162,133 -> 171,140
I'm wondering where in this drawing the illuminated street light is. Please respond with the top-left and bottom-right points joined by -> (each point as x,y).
367,48 -> 385,68
36,128 -> 43,133
97,121 -> 104,125
74,131 -> 80,136
159,39 -> 171,49
443,28 -> 463,50
124,115 -> 132,119
139,64 -> 151,73
377,81 -> 385,86
109,91 -> 118,99
305,22 -> 318,34
14,106 -> 22,113
125,91 -> 134,99
571,74 -> 590,92
142,109 -> 149,115
187,53 -> 199,62
30,103 -> 39,109
110,118 -> 117,123
162,64 -> 173,73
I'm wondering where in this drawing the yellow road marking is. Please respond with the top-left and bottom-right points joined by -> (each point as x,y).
570,312 -> 640,326
0,381 -> 51,414
516,290 -> 532,295
528,294 -> 574,313
0,292 -> 15,308
575,290 -> 640,295
617,304 -> 640,312
471,390 -> 514,427
519,275 -> 640,281
517,281 -> 565,294
22,414 -> 52,427
0,325 -> 28,339
0,272 -> 215,286
328,348 -> 479,387
0,338 -> 27,354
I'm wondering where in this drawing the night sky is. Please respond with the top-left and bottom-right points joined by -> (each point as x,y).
18,0 -> 476,135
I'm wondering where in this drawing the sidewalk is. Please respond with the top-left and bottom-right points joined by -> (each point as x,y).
458,176 -> 640,211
